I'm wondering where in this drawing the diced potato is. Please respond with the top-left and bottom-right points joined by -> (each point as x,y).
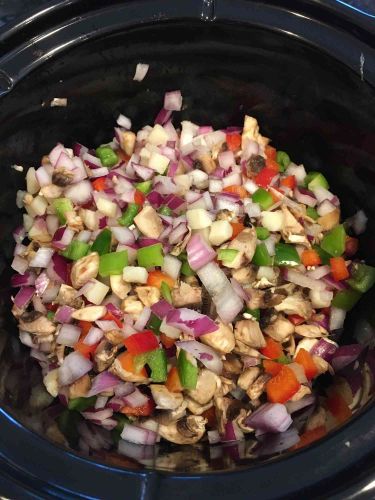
123,266 -> 148,284
147,124 -> 169,146
148,152 -> 170,174
209,220 -> 233,246
84,279 -> 109,305
261,210 -> 284,232
186,208 -> 212,229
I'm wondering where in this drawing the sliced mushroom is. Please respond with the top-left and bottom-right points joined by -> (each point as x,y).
71,305 -> 107,322
294,338 -> 318,356
52,168 -> 74,187
223,354 -> 243,377
110,275 -> 131,300
110,357 -> 148,383
218,376 -> 235,396
295,324 -> 328,338
234,320 -> 266,348
19,311 -> 56,335
55,284 -> 83,308
134,206 -> 163,238
231,266 -> 256,285
233,340 -> 261,357
196,154 -> 216,175
290,385 -> 312,402
186,398 -> 213,415
281,206 -> 304,236
40,184 -> 63,199
305,407 -> 327,432
214,396 -> 231,434
65,210 -> 84,232
70,252 -> 99,289
119,131 -> 136,156
264,314 -> 294,342
43,368 -> 59,397
69,374 -> 91,398
200,319 -> 235,354
93,340 -> 121,372
154,400 -> 188,425
226,228 -> 257,267
150,384 -> 184,410
158,415 -> 206,444
318,208 -> 340,231
104,329 -> 126,345
274,294 -> 312,320
246,374 -> 270,401
312,355 -> 330,375
187,369 -> 220,405
237,367 -> 261,391
135,286 -> 160,307
245,289 -> 266,309
171,282 -> 202,308
121,295 -> 143,321
236,409 -> 254,434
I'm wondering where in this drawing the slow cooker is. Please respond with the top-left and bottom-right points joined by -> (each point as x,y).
0,0 -> 375,498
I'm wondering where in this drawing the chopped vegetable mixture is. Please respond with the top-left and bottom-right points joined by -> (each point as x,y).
10,90 -> 375,455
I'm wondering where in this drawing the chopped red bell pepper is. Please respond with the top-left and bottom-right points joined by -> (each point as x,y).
288,314 -> 305,326
134,190 -> 145,205
265,158 -> 280,172
226,133 -> 241,151
230,221 -> 245,239
92,177 -> 107,191
294,348 -> 318,380
280,175 -> 296,189
329,257 -> 349,281
326,393 -> 351,424
263,359 -> 282,376
223,185 -> 247,199
260,337 -> 283,359
102,311 -> 123,329
120,398 -> 155,416
266,365 -> 300,403
301,249 -> 322,267
124,331 -> 159,355
254,167 -> 277,188
265,145 -> 277,160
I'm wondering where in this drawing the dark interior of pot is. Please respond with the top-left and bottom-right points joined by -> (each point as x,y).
0,20 -> 375,473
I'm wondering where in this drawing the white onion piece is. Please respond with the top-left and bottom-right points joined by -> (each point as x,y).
117,114 -> 132,129
83,327 -> 104,346
330,307 -> 347,331
56,324 -> 81,346
64,180 -> 93,205
161,254 -> 181,280
283,269 -> 326,291
164,90 -> 182,111
29,247 -> 54,268
134,307 -> 151,331
133,63 -> 149,82
58,351 -> 93,385
11,255 -> 28,274
306,265 -> 330,280
121,424 -> 157,445
317,199 -> 336,216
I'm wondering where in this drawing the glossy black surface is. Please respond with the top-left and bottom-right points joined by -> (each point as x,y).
1,0 -> 375,498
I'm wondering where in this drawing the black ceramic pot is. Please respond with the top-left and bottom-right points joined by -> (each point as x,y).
0,1 -> 375,498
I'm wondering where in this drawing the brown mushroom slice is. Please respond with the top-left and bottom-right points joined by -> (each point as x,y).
55,284 -> 83,308
150,385 -> 184,410
295,324 -> 328,338
289,385 -> 311,402
231,266 -> 256,285
305,407 -> 327,432
154,400 -> 188,425
237,367 -> 261,391
218,376 -> 235,397
245,289 -> 266,309
233,340 -> 260,357
200,319 -> 235,354
234,320 -> 266,348
69,374 -> 91,399
171,282 -> 202,308
236,409 -> 254,434
104,329 -> 126,345
246,374 -> 271,401
187,369 -> 220,405
214,396 -> 231,434
121,296 -> 143,321
312,355 -> 330,375
110,357 -> 149,383
71,306 -> 107,322
274,294 -> 313,320
264,314 -> 294,342
135,286 -> 160,307
19,311 -> 56,335
70,252 -> 99,289
318,208 -> 340,231
158,416 -> 206,444
94,340 -> 121,373
223,354 -> 243,377
227,227 -> 257,264
186,398 -> 213,415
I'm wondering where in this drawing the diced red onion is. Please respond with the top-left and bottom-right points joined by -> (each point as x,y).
81,408 -> 114,422
218,150 -> 235,170
164,90 -> 182,111
121,424 -> 157,445
11,256 -> 29,275
58,351 -> 93,386
87,371 -> 121,397
95,396 -> 109,409
283,269 -> 326,291
49,143 -> 68,166
176,340 -> 223,374
242,140 -> 259,160
82,152 -> 102,169
73,142 -> 89,157
151,300 -> 174,319
35,272 -> 50,296
294,187 -> 317,207
310,338 -> 338,362
161,255 -> 181,280
114,382 -> 135,397
311,186 -> 334,204
13,225 -> 26,244
14,286 -> 35,309
29,247 -> 54,268
11,272 -> 36,288
117,114 -> 132,129
133,163 -> 154,180
56,324 -> 81,346
306,265 -> 330,280
122,388 -> 149,408
331,344 -> 363,372
134,307 -> 151,331
322,275 -> 348,291
89,167 -> 109,179
245,403 -> 292,433
83,326 -> 104,346
111,226 -> 135,245
230,277 -> 250,301
169,222 -> 188,244
52,226 -> 74,250
95,320 -> 118,332
155,108 -> 172,126
317,199 -> 336,216
186,233 -> 216,271
41,284 -> 60,303
55,305 -> 74,323
166,308 -> 218,337
242,356 -> 260,368
64,180 -> 93,205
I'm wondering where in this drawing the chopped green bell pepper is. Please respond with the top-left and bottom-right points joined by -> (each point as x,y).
313,244 -> 331,265
347,263 -> 375,293
177,349 -> 198,389
147,313 -> 162,334
118,203 -> 140,227
62,240 -> 90,260
46,311 -> 55,321
320,224 -> 346,257
256,227 -> 270,240
217,248 -> 239,263
91,228 -> 112,255
252,243 -> 273,266
161,281 -> 173,304
304,171 -> 329,190
96,146 -> 119,168
137,243 -> 164,269
111,414 -> 130,443
332,288 -> 362,311
158,205 -> 172,216
274,243 -> 301,267
178,252 -> 195,276
135,348 -> 168,382
99,250 -> 128,277
57,409 -> 81,447
244,308 -> 260,321
68,396 -> 96,411
53,198 -> 74,224
306,207 -> 319,220
252,188 -> 274,210
276,151 -> 291,172
276,355 -> 291,365
135,180 -> 153,194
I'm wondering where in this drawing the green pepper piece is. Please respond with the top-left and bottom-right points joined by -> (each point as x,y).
276,355 -> 291,365
306,206 -> 319,220
62,240 -> 90,260
320,224 -> 346,257
256,227 -> 270,240
177,349 -> 198,389
347,263 -> 375,293
252,188 -> 274,210
276,151 -> 291,172
217,248 -> 239,263
161,281 -> 173,304
68,396 -> 97,411
118,203 -> 140,227
158,205 -> 172,216
46,311 -> 55,321
181,260 -> 195,276
274,243 -> 301,267
304,171 -> 329,190
244,308 -> 260,321
53,198 -> 74,224
313,244 -> 331,265
252,243 -> 273,266
135,180 -> 153,194
96,146 -> 119,168
332,288 -> 362,311
91,228 -> 112,256
147,313 -> 162,334
137,243 -> 164,269
111,414 -> 130,443
147,349 -> 168,382
57,409 -> 81,447
99,250 -> 128,277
